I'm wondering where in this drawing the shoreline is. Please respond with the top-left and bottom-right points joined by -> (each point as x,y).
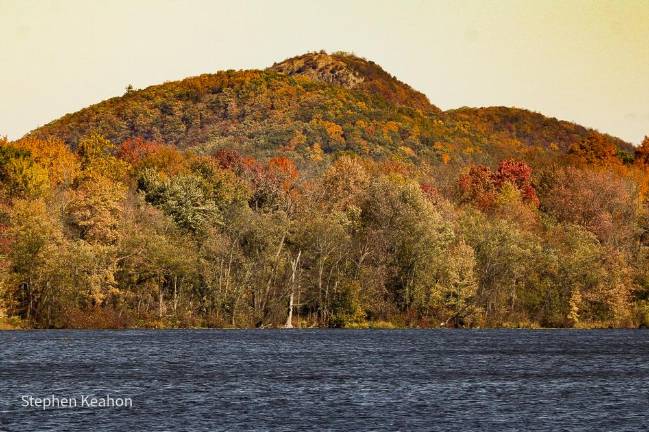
1,326 -> 644,331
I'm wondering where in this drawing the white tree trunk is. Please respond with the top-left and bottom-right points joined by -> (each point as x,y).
285,291 -> 294,328
284,251 -> 301,328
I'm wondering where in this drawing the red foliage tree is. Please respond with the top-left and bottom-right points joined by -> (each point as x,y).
494,159 -> 539,207
459,159 -> 539,210
118,137 -> 161,166
419,183 -> 440,203
268,157 -> 299,192
212,149 -> 244,171
118,137 -> 184,175
458,164 -> 497,210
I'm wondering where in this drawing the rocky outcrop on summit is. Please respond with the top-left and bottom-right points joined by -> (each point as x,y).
270,51 -> 439,112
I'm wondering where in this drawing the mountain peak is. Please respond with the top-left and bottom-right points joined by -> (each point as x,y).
270,51 -> 366,88
269,51 -> 439,113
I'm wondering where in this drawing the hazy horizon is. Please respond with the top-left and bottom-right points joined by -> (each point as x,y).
1,0 -> 648,144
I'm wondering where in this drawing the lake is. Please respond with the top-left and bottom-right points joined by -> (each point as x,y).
1,329 -> 648,431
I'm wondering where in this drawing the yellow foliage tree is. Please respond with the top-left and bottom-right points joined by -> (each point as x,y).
4,157 -> 49,198
12,137 -> 79,186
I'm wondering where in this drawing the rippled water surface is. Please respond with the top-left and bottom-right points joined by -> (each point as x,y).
1,329 -> 648,431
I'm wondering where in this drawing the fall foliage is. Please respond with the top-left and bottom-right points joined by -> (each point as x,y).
1,52 -> 648,329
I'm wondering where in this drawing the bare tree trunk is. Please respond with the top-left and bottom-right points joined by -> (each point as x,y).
285,251 -> 301,328
45,281 -> 51,327
260,231 -> 286,322
355,242 -> 370,278
25,280 -> 32,323
317,261 -> 324,323
285,293 -> 294,328
231,298 -> 237,327
296,279 -> 302,328
158,283 -> 164,320
173,275 -> 178,315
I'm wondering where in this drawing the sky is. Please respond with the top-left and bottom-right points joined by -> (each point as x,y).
0,0 -> 648,144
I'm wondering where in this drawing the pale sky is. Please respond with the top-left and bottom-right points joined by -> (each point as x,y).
1,0 -> 647,144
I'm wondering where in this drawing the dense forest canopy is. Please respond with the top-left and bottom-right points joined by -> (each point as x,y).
1,51 -> 648,329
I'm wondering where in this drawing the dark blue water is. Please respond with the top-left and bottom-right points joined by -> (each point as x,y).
1,330 -> 648,431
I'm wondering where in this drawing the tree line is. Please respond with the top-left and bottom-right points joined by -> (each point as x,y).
1,133 -> 649,328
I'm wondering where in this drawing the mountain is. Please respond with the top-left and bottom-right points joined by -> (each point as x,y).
4,51 -> 648,330
28,51 -> 632,168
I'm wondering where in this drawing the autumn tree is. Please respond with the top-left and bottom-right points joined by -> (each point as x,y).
5,199 -> 68,326
635,136 -> 649,166
320,156 -> 370,211
119,137 -> 185,177
77,133 -> 128,181
568,131 -> 619,165
361,177 -> 454,318
12,137 -> 79,186
68,174 -> 127,244
548,224 -> 634,326
117,201 -> 198,323
432,241 -> 480,326
459,211 -> 552,326
459,159 -> 539,213
541,167 -> 638,246
458,164 -> 498,210
293,211 -> 351,325
2,156 -> 49,198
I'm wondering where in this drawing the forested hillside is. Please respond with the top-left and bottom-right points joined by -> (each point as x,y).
2,51 -> 648,329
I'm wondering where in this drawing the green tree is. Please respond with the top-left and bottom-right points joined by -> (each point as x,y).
138,169 -> 219,233
361,177 -> 454,317
5,199 -> 67,326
